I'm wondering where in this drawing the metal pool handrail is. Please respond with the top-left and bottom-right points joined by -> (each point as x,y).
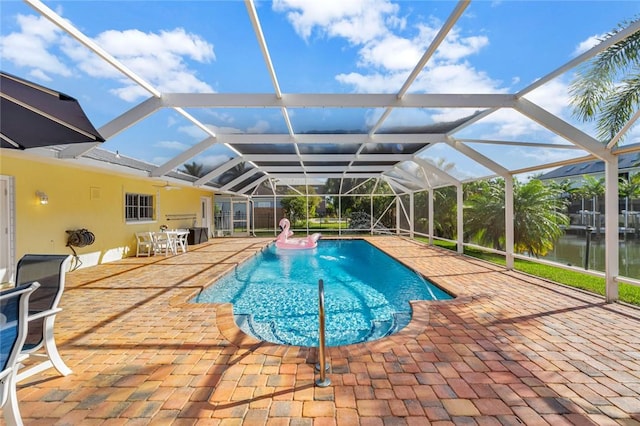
315,279 -> 330,387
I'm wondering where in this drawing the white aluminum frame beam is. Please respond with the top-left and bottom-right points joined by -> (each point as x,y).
245,0 -> 305,171
246,154 -> 414,162
458,139 -> 583,150
517,19 -> 640,98
152,136 -> 218,177
411,156 -> 460,186
160,93 -> 516,109
370,0 -> 470,134
446,137 -> 510,178
383,177 -> 413,195
388,167 -> 428,187
514,98 -> 612,161
267,173 -> 382,180
219,168 -> 262,192
260,165 -> 394,173
236,174 -> 270,195
194,157 -> 244,186
214,133 -> 445,144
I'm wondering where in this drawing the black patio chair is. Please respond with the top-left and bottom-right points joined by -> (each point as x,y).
1,282 -> 40,426
14,254 -> 73,382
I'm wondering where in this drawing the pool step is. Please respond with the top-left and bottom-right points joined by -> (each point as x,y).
235,314 -> 289,345
235,312 -> 412,346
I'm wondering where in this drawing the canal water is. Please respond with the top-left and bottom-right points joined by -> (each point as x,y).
542,234 -> 640,279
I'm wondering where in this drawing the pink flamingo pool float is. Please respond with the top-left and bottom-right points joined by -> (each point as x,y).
275,218 -> 321,249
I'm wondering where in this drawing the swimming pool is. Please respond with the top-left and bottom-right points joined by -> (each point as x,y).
192,239 -> 452,346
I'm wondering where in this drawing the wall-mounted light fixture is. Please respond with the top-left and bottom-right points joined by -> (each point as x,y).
36,191 -> 48,205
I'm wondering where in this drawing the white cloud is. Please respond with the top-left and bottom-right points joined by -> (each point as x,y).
28,68 -> 53,82
436,33 -> 489,62
514,147 -> 582,164
1,11 -> 216,102
336,71 -> 407,93
273,0 -> 398,44
358,34 -> 423,70
248,120 -> 271,133
277,1 -> 498,97
206,111 -> 235,124
198,154 -> 233,168
417,63 -> 503,94
0,14 -> 72,77
573,34 -> 604,56
151,155 -> 172,165
479,108 -> 540,139
209,125 -> 244,134
63,28 -> 215,101
524,79 -> 571,117
178,125 -> 209,139
366,108 -> 429,129
155,140 -> 190,151
431,108 -> 483,123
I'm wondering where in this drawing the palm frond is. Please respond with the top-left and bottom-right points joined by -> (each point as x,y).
598,73 -> 640,141
570,17 -> 640,138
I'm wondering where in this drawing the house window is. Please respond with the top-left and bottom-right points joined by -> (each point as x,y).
125,193 -> 154,222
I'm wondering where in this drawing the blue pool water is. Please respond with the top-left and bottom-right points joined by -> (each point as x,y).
192,239 -> 452,346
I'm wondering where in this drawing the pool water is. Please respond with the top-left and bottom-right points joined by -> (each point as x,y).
192,239 -> 452,346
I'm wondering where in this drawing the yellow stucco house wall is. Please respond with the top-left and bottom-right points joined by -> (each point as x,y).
0,150 -> 214,274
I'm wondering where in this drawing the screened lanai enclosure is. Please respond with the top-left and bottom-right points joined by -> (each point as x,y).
216,178 -> 421,237
3,0 -> 640,301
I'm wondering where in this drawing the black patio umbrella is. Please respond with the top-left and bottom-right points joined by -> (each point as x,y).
0,71 -> 105,149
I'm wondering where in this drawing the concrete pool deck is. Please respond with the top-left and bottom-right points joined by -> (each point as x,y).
12,236 -> 640,425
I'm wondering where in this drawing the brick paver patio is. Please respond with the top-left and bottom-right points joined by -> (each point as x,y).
8,236 -> 640,425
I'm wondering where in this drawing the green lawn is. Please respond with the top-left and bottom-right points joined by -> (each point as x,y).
417,237 -> 640,306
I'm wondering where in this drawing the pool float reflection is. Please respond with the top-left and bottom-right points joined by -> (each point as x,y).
275,218 -> 321,249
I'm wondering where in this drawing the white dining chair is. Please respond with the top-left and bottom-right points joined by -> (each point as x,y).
135,232 -> 154,257
152,232 -> 172,256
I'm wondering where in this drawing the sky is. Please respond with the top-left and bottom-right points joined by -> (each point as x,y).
1,0 -> 640,182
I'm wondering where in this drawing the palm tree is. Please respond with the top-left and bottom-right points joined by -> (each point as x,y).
433,186 -> 457,239
513,179 -> 569,257
569,17 -> 640,144
464,180 -> 506,250
546,179 -> 576,202
465,179 -> 569,256
219,162 -> 250,185
581,175 -> 605,228
620,172 -> 640,229
180,161 -> 205,177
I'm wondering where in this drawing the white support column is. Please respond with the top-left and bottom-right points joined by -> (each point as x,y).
505,176 -> 515,269
428,189 -> 434,245
410,192 -> 415,239
306,187 -> 310,236
338,195 -> 342,236
396,196 -> 400,235
456,183 -> 463,254
371,194 -> 374,235
605,156 -> 619,302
